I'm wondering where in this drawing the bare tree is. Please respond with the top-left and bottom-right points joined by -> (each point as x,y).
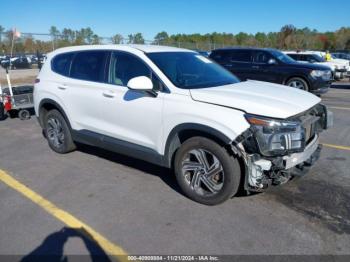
112,34 -> 123,44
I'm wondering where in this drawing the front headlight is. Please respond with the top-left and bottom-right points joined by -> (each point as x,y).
245,114 -> 305,156
310,70 -> 325,78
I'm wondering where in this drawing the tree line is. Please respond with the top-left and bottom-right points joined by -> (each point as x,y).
0,24 -> 349,54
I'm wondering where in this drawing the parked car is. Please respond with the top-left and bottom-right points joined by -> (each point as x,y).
310,51 -> 350,73
196,50 -> 210,57
332,52 -> 350,61
209,48 -> 332,94
0,55 -> 9,63
28,55 -> 38,64
34,45 -> 333,205
1,56 -> 32,69
284,51 -> 345,80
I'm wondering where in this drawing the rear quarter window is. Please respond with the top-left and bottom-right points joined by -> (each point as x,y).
51,53 -> 74,76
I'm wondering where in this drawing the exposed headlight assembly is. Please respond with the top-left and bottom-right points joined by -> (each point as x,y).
245,114 -> 305,157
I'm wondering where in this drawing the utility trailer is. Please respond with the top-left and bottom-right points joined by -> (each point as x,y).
0,68 -> 34,120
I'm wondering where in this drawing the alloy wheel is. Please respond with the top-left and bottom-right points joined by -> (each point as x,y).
288,80 -> 306,90
46,117 -> 65,148
181,149 -> 224,196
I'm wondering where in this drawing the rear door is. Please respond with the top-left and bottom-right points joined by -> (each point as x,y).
228,50 -> 253,81
57,50 -> 110,132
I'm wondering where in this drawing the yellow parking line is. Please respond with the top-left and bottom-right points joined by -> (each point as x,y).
0,169 -> 128,261
328,106 -> 350,111
322,143 -> 350,151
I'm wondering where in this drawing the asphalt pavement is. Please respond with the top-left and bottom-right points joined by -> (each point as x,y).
0,84 -> 349,260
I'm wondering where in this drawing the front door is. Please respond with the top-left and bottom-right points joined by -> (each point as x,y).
251,50 -> 280,83
228,50 -> 254,81
96,51 -> 164,152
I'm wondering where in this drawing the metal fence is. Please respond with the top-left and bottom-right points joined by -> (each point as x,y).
0,32 -> 228,55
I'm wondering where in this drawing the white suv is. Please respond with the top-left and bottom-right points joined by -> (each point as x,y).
34,45 -> 333,205
284,51 -> 348,80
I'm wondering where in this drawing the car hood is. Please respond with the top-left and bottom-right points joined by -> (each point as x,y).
332,59 -> 350,70
190,80 -> 321,119
315,62 -> 335,70
332,58 -> 349,64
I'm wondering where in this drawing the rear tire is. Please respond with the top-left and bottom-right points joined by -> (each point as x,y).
174,137 -> 241,205
44,109 -> 76,154
286,77 -> 309,92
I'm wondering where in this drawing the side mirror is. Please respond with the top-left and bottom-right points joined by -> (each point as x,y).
267,58 -> 277,65
127,76 -> 157,97
127,76 -> 153,91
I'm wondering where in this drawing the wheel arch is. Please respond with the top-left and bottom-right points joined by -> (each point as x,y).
162,123 -> 234,168
284,75 -> 310,89
38,99 -> 71,129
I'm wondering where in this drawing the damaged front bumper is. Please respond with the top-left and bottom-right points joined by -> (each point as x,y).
239,135 -> 321,192
234,104 -> 333,192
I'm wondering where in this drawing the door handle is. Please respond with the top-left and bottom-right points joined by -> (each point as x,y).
57,85 -> 67,90
252,65 -> 260,69
102,91 -> 115,98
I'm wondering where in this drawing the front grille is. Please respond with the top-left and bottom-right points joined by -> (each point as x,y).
303,120 -> 317,144
288,104 -> 325,145
322,71 -> 332,80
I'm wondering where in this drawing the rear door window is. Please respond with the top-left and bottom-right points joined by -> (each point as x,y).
299,55 -> 308,61
70,51 -> 108,82
52,53 -> 74,77
230,50 -> 252,63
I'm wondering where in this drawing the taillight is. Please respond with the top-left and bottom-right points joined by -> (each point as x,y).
35,78 -> 40,84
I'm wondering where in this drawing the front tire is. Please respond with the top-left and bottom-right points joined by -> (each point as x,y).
286,77 -> 309,91
44,109 -> 76,154
174,137 -> 241,205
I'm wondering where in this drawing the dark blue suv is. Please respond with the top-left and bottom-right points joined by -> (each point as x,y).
209,48 -> 331,95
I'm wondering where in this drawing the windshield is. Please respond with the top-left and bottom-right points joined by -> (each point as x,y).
270,50 -> 296,63
147,52 -> 239,89
312,54 -> 325,62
